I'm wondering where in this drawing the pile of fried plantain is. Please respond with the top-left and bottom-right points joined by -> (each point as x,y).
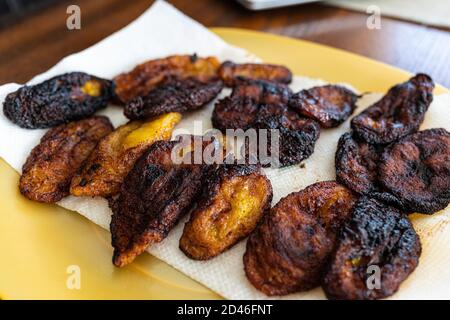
13,55 -> 449,302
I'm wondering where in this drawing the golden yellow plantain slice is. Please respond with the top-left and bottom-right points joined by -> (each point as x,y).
70,112 -> 182,197
180,165 -> 273,260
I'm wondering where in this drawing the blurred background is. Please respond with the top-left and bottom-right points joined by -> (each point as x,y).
0,0 -> 449,87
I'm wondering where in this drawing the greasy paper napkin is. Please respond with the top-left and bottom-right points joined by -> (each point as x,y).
0,1 -> 449,300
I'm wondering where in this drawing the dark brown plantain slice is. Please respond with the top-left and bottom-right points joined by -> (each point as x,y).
289,85 -> 358,128
124,78 -> 223,120
219,61 -> 292,87
322,197 -> 421,300
334,132 -> 401,208
110,136 -> 222,267
212,79 -> 317,167
212,96 -> 260,131
19,116 -> 113,203
244,181 -> 357,296
212,79 -> 292,131
253,106 -> 320,167
379,128 -> 450,214
335,132 -> 381,195
113,54 -> 220,103
351,74 -> 434,145
3,72 -> 113,129
180,165 -> 272,260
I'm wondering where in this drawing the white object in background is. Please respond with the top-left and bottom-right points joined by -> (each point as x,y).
237,0 -> 320,11
325,0 -> 450,29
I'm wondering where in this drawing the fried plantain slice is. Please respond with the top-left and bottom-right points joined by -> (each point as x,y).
212,79 -> 292,131
3,72 -> 113,129
180,165 -> 272,260
218,61 -> 292,86
334,132 -> 401,207
335,132 -> 417,211
289,85 -> 358,128
212,79 -> 319,167
351,74 -> 434,144
110,136 -> 221,267
378,128 -> 450,214
113,54 -> 220,102
244,181 -> 357,296
212,96 -> 259,131
70,112 -> 181,198
212,80 -> 319,167
335,132 -> 381,195
322,197 -> 421,300
19,116 -> 113,203
124,78 -> 223,120
253,107 -> 320,167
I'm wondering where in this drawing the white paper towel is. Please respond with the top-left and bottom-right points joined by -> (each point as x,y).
0,0 -> 449,300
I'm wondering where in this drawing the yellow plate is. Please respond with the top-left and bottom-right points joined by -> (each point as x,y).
1,28 -> 448,300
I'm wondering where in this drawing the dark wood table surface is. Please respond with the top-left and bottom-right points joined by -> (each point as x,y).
1,0 -> 450,87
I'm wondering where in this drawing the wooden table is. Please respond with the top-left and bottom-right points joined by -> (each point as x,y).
1,0 -> 449,88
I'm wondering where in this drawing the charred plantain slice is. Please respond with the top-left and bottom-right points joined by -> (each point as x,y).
218,61 -> 292,87
212,79 -> 292,131
212,79 -> 318,167
351,74 -> 434,144
70,112 -> 181,198
253,106 -> 320,167
110,136 -> 221,267
379,128 -> 450,214
113,54 -> 221,103
3,72 -> 114,129
335,132 -> 406,209
335,132 -> 381,195
124,78 -> 223,120
179,165 -> 272,260
212,96 -> 259,131
289,85 -> 358,128
19,116 -> 113,203
322,197 -> 421,300
244,181 -> 357,296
